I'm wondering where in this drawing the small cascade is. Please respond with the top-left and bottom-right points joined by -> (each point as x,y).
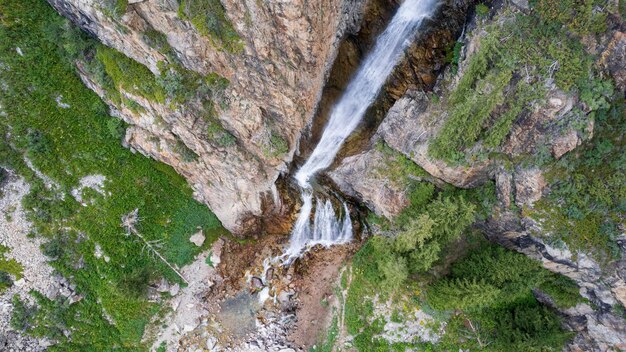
284,193 -> 352,259
283,0 -> 438,262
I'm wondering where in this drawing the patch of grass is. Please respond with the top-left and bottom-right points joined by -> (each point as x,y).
96,45 -> 166,104
375,142 -> 430,188
201,101 -> 236,147
101,0 -> 128,19
173,138 -> 199,162
156,61 -> 229,105
178,0 -> 243,53
0,0 -> 225,348
142,29 -> 176,62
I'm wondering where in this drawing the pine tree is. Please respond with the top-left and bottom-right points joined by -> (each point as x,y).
428,277 -> 500,311
393,213 -> 435,253
427,195 -> 476,242
378,254 -> 409,293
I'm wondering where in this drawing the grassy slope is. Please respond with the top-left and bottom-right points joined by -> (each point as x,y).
0,0 -> 225,349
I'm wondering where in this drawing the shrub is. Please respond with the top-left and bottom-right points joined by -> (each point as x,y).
475,3 -> 490,17
173,139 -> 199,162
26,130 -> 52,155
102,0 -> 128,18
393,213 -> 435,253
262,130 -> 289,158
378,254 -> 409,293
430,0 -> 602,163
0,271 -> 13,290
429,277 -> 500,311
106,118 -> 125,140
218,132 -> 236,147
157,68 -> 185,99
142,29 -> 176,61
428,244 -> 580,350
10,295 -> 37,332
118,267 -> 153,298
41,237 -> 65,260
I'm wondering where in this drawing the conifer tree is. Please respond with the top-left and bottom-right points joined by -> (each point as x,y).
428,277 -> 500,311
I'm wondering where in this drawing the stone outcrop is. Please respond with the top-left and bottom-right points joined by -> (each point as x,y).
330,148 -> 410,218
599,31 -> 626,93
47,0 -> 368,234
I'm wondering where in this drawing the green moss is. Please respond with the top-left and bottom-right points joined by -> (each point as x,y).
178,0 -> 243,53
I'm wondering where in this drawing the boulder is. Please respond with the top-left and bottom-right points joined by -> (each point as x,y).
189,230 -> 205,247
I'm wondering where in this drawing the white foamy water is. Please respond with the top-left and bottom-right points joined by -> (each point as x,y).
284,0 -> 438,261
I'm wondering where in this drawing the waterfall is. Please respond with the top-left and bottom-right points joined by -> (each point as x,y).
284,0 -> 438,261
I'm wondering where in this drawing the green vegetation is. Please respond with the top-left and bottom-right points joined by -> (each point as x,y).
310,313 -> 339,352
97,45 -> 167,103
348,135 -> 582,351
429,0 -> 611,164
173,138 -> 199,162
38,1 -> 231,114
101,0 -> 128,18
0,246 -> 23,292
0,0 -> 225,348
262,130 -> 290,158
178,0 -> 243,53
530,94 -> 625,261
156,60 -> 229,105
202,101 -> 237,147
475,3 -> 490,17
431,243 -> 580,350
343,167 -> 498,350
375,142 -> 430,188
343,231 -> 581,351
444,41 -> 463,74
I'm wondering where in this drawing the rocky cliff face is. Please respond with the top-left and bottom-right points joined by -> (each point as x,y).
47,0 -> 367,234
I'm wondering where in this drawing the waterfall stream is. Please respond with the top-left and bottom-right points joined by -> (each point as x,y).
284,0 -> 438,261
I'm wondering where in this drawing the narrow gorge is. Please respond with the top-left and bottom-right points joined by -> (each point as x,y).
0,0 -> 625,351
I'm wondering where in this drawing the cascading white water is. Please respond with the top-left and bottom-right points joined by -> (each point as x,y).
284,0 -> 438,260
